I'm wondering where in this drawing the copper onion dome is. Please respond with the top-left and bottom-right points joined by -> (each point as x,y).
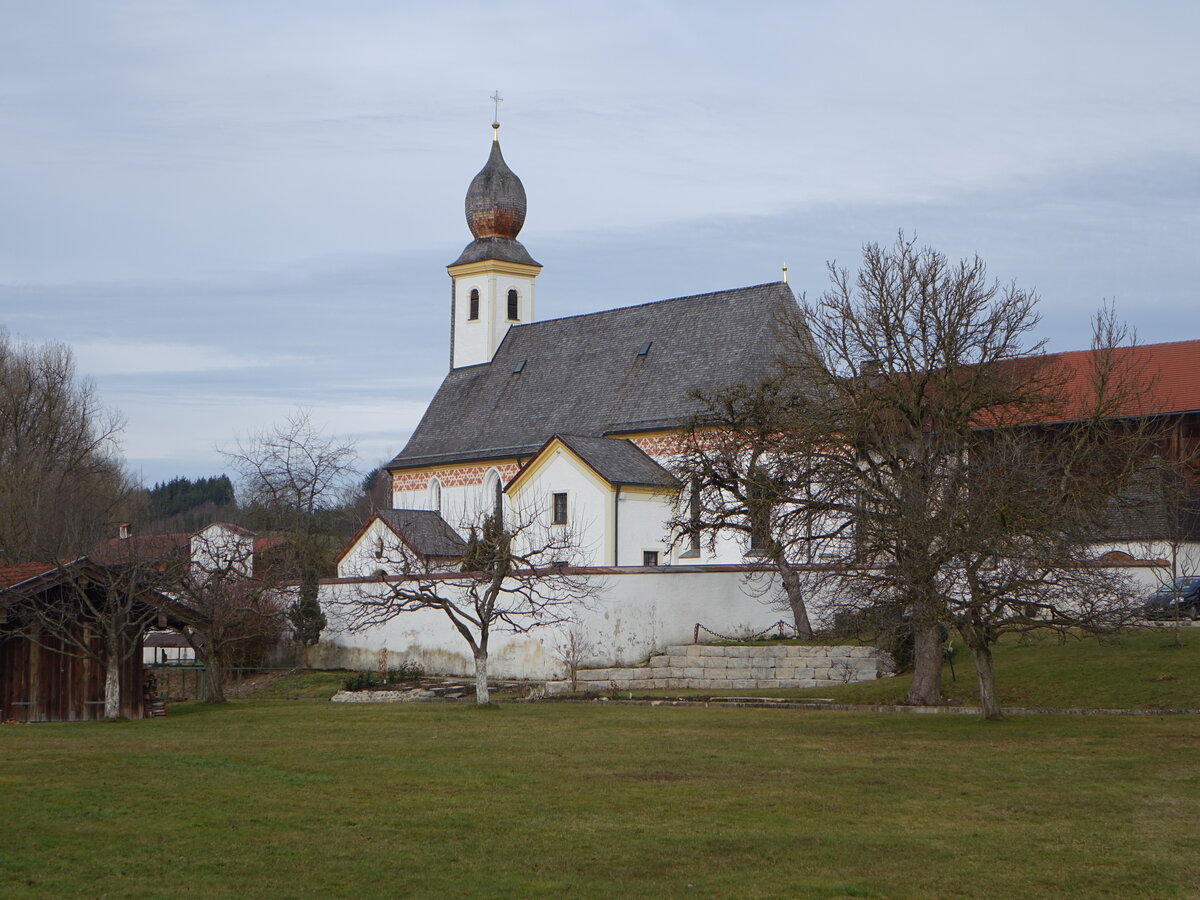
465,128 -> 527,240
449,125 -> 541,269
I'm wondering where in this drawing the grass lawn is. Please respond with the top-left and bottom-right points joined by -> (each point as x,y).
787,627 -> 1200,709
2,701 -> 1198,898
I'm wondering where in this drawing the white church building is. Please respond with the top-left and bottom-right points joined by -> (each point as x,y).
314,121 -> 800,677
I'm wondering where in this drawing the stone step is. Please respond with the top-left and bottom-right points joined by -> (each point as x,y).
548,644 -> 894,695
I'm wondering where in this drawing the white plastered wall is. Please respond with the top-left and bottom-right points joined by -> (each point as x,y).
451,270 -> 536,368
316,569 -> 790,679
392,471 -> 507,539
615,490 -> 676,566
337,518 -> 399,579
507,448 -> 609,564
191,523 -> 254,577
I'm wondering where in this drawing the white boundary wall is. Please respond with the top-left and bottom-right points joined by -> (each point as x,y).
314,568 -> 787,679
312,559 -> 1172,681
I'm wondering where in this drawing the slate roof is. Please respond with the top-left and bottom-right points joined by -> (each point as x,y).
450,236 -> 540,267
377,509 -> 467,559
390,282 -> 802,469
552,435 -> 678,488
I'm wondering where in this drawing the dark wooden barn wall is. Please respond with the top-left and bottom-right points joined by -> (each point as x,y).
0,589 -> 146,722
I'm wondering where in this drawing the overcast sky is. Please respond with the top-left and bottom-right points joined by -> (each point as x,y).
1,1 -> 1197,486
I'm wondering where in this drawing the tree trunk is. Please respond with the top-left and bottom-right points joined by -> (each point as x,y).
103,647 -> 121,719
776,555 -> 814,639
474,649 -> 490,705
904,622 -> 943,705
959,621 -> 1002,720
201,652 -> 227,704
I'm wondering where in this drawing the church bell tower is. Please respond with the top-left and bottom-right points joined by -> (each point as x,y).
447,112 -> 541,369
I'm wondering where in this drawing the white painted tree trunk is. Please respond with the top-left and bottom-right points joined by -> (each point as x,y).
104,653 -> 121,719
474,650 -> 489,705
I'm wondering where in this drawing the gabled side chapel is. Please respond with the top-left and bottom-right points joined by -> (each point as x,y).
337,122 -> 801,576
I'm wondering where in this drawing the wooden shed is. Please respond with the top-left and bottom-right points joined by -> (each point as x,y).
0,560 -> 163,722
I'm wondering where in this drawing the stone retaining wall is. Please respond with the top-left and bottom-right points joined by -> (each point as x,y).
546,644 -> 893,694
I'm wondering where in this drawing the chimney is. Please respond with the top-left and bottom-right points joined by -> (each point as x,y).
118,523 -> 132,540
859,359 -> 880,377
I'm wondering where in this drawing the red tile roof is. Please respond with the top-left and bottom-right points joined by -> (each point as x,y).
980,338 -> 1200,427
0,562 -> 56,590
1046,338 -> 1200,421
91,533 -> 191,566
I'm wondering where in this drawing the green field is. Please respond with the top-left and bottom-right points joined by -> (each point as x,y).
795,627 -> 1200,709
2,699 -> 1199,898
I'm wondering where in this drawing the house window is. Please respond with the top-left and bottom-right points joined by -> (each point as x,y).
507,289 -> 519,321
468,288 -> 480,321
552,492 -> 568,525
642,550 -> 659,567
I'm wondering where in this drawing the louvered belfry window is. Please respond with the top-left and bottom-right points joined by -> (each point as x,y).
469,288 -> 480,320
507,289 -> 519,321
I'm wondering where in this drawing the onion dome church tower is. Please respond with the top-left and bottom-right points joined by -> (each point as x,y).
447,116 -> 542,369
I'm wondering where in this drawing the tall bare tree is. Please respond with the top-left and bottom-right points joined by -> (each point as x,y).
675,235 -> 1154,711
223,410 -> 357,648
669,380 -> 839,638
0,331 -> 130,565
328,504 -> 597,704
159,527 -> 290,704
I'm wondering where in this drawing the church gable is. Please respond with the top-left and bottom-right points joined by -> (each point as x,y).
506,434 -> 678,497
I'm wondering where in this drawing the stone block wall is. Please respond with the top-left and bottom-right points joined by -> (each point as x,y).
547,643 -> 893,694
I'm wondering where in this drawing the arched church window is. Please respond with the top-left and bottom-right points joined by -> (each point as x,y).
507,289 -> 519,321
428,476 -> 442,513
484,469 -> 503,523
469,289 -> 480,321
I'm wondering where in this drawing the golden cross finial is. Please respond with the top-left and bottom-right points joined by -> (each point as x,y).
490,90 -> 503,126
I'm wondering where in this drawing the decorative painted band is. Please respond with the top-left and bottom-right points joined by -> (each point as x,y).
393,461 -> 520,493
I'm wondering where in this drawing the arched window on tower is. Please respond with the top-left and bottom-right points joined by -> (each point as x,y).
428,476 -> 442,514
507,289 -> 519,321
468,289 -> 480,321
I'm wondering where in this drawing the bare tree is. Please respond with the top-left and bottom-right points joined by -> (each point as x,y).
676,235 -> 1156,712
159,527 -> 290,704
552,622 -> 595,691
924,311 -> 1165,717
328,504 -> 598,704
0,331 -> 130,565
669,379 -> 844,638
222,410 -> 357,648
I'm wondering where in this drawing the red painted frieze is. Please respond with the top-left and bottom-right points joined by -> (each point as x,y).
392,462 -> 520,495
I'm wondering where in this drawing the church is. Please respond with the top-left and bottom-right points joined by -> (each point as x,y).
318,121 -> 1197,680
335,120 -> 801,578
